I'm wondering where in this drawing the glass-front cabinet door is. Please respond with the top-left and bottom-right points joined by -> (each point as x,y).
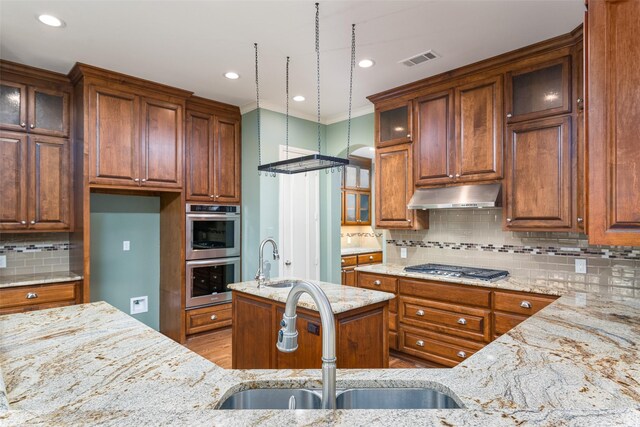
506,56 -> 571,123
344,192 -> 357,224
28,87 -> 70,137
376,101 -> 412,147
0,81 -> 27,132
358,193 -> 371,224
344,164 -> 358,189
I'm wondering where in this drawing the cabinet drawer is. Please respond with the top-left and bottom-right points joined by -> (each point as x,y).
389,313 -> 398,331
493,312 -> 528,337
341,255 -> 357,267
357,252 -> 382,265
494,291 -> 556,316
358,273 -> 397,293
399,326 -> 481,368
186,303 -> 232,335
389,331 -> 398,350
399,279 -> 491,308
399,296 -> 490,343
388,297 -> 398,313
0,282 -> 77,309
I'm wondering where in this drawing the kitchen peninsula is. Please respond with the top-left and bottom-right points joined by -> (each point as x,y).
228,279 -> 394,369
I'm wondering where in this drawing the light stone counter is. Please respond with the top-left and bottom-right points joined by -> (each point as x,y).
0,271 -> 83,289
1,294 -> 639,425
340,247 -> 382,256
356,263 -> 566,296
228,278 -> 394,314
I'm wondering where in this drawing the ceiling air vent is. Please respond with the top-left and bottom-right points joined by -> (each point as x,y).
400,50 -> 440,67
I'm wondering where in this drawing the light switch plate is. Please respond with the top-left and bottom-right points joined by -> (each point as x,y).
130,296 -> 148,314
400,247 -> 408,259
0,255 -> 6,268
575,258 -> 587,274
123,241 -> 130,251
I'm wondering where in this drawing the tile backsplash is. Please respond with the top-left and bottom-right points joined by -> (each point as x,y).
341,225 -> 383,250
386,209 -> 640,297
0,233 -> 71,277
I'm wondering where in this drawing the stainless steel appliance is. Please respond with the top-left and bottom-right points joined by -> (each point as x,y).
186,204 -> 240,260
404,263 -> 509,281
186,257 -> 240,307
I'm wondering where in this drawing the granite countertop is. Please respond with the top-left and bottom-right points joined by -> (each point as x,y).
355,263 -> 566,296
228,278 -> 394,314
1,294 -> 639,425
341,247 -> 382,256
0,271 -> 83,289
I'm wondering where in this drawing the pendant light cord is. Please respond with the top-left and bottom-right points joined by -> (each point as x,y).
315,2 -> 321,155
347,23 -> 356,158
255,43 -> 262,171
286,56 -> 290,160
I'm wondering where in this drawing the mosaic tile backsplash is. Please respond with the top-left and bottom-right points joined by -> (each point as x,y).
0,233 -> 71,277
386,209 -> 640,297
341,225 -> 384,250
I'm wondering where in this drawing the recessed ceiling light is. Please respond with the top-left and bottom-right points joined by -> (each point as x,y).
358,59 -> 375,68
37,14 -> 64,27
292,95 -> 305,102
224,72 -> 240,80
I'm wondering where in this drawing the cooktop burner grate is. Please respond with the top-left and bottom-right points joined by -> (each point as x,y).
404,263 -> 509,281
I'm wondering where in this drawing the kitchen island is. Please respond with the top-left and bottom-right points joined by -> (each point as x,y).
1,290 -> 639,425
228,278 -> 394,369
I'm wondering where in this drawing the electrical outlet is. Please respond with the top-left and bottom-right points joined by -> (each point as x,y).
130,296 -> 148,315
400,247 -> 407,259
0,255 -> 6,268
347,236 -> 352,244
575,258 -> 587,274
123,241 -> 130,251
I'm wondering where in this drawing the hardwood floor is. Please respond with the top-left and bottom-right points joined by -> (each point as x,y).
184,327 -> 433,369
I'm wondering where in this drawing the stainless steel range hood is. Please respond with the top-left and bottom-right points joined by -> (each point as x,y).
408,183 -> 502,209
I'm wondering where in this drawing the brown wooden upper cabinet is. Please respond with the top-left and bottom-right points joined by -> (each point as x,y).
587,0 -> 640,245
0,131 -> 71,231
506,55 -> 571,123
185,97 -> 241,204
375,101 -> 413,147
1,81 -> 70,138
342,156 -> 372,225
504,116 -> 573,230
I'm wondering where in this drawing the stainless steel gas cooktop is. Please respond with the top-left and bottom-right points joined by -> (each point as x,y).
404,263 -> 509,281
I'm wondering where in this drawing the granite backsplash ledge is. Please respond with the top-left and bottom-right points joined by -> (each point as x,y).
0,233 -> 71,277
386,209 -> 640,297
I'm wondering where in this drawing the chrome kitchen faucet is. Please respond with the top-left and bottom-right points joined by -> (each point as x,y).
255,238 -> 279,287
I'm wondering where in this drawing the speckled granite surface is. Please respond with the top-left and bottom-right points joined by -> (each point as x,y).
0,271 -> 83,289
341,247 -> 382,256
228,278 -> 394,313
1,294 -> 639,425
356,263 -> 566,296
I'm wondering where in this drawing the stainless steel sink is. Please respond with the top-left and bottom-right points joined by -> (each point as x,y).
336,388 -> 460,409
219,388 -> 322,409
219,387 -> 460,410
265,279 -> 306,288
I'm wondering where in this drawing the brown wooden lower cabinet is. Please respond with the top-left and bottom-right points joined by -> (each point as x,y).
399,325 -> 483,368
232,291 -> 389,369
185,302 -> 232,335
341,251 -> 382,286
493,312 -> 528,338
0,281 -> 81,315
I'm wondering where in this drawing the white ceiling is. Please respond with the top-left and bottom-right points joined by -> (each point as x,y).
0,1 -> 584,123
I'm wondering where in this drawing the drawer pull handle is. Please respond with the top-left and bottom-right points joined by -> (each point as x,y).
342,259 -> 345,263
26,292 -> 38,299
416,340 -> 425,347
416,309 -> 425,316
369,255 -> 374,260
520,301 -> 532,309
457,351 -> 467,359
457,318 -> 467,325
210,314 -> 218,321
373,280 -> 381,286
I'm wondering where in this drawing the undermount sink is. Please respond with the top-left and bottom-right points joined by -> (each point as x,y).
264,279 -> 306,288
219,388 -> 461,410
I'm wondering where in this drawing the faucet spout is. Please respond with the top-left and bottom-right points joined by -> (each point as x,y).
276,281 -> 336,410
255,238 -> 280,287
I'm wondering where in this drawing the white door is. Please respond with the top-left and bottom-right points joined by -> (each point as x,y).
279,145 -> 320,280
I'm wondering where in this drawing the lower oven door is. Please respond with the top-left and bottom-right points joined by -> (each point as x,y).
186,257 -> 240,308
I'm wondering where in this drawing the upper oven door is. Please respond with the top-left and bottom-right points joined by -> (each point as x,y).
186,213 -> 241,260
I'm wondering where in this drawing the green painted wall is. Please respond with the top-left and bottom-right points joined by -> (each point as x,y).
90,194 -> 160,330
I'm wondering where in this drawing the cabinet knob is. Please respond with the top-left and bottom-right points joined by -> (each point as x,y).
407,219 -> 412,223
457,351 -> 467,359
457,318 -> 467,325
506,218 -> 512,222
21,220 -> 26,225
29,123 -> 35,129
210,314 -> 218,321
448,175 -> 454,178
577,98 -> 584,110
30,220 -> 35,225
26,292 -> 38,299
520,300 -> 532,309
416,340 -> 425,347
369,255 -> 374,260
210,195 -> 215,198
455,173 -> 460,178
134,178 -> 140,182
506,113 -> 513,118
20,122 -> 26,128
373,280 -> 381,286
577,217 -> 584,223
416,309 -> 425,316
341,259 -> 345,264
141,179 -> 147,183
406,134 -> 411,138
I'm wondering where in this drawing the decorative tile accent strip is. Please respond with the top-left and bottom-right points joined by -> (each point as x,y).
342,232 -> 383,238
386,240 -> 640,260
0,242 -> 70,254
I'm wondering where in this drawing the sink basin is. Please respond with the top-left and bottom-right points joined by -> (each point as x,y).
264,280 -> 306,288
219,387 -> 460,410
336,388 -> 460,409
219,388 -> 322,409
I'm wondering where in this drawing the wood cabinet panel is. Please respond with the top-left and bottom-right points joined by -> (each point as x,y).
213,117 -> 241,203
0,131 -> 27,229
341,255 -> 357,267
399,279 -> 491,308
341,267 -> 356,287
232,293 -> 273,369
389,312 -> 398,331
358,272 -> 398,293
376,101 -> 412,147
389,331 -> 398,350
185,111 -> 213,200
493,290 -> 556,316
27,86 -> 70,138
337,307 -> 388,369
357,252 -> 382,265
185,303 -> 232,335
455,75 -> 503,182
504,116 -> 572,230
587,0 -> 640,245
399,325 -> 481,368
0,282 -> 78,310
493,312 -> 528,338
276,307 -> 323,369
